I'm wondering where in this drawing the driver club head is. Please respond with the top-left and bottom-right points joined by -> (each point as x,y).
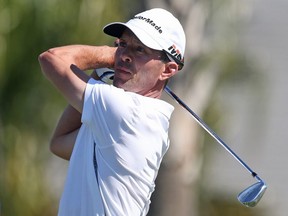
237,181 -> 267,207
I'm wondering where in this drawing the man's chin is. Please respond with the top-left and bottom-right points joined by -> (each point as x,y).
113,78 -> 127,89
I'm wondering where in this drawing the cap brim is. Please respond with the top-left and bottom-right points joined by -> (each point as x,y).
103,22 -> 127,38
103,22 -> 162,51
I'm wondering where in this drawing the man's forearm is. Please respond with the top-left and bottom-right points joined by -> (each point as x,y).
50,105 -> 82,160
46,45 -> 116,71
53,105 -> 82,137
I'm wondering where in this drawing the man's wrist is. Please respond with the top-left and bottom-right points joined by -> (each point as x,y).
93,46 -> 116,69
73,45 -> 116,71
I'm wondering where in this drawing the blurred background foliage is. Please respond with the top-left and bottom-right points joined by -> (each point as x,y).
0,0 -> 262,216
0,0 -> 134,215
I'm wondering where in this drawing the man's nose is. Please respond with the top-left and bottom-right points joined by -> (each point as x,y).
120,47 -> 132,63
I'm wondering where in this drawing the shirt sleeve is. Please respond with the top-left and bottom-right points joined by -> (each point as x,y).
81,78 -> 98,126
81,78 -> 131,147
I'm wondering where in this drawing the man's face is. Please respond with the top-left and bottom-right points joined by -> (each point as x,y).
113,29 -> 167,97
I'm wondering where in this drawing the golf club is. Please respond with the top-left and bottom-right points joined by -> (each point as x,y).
164,86 -> 267,207
95,69 -> 267,207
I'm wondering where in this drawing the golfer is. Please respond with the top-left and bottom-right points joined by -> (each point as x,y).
39,8 -> 186,216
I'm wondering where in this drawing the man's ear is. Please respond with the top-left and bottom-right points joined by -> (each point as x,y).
160,62 -> 179,80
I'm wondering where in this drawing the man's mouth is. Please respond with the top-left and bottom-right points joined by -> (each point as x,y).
115,66 -> 133,78
115,66 -> 131,73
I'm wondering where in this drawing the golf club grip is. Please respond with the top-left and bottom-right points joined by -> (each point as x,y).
164,86 -> 258,179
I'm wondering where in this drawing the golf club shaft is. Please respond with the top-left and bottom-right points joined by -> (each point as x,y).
165,86 -> 261,180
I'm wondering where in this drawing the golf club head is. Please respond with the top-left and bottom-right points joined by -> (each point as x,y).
237,181 -> 267,207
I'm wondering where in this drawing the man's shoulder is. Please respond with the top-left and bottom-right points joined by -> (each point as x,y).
129,93 -> 175,118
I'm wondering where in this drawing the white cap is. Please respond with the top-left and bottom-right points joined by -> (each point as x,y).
103,8 -> 186,68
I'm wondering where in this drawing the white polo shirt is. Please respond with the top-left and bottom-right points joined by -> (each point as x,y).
58,79 -> 174,216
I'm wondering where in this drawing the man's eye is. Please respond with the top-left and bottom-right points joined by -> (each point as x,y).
136,46 -> 145,53
119,41 -> 127,48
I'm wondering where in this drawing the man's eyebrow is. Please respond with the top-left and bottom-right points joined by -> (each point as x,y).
119,37 -> 145,47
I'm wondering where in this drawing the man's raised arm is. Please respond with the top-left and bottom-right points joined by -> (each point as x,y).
39,45 -> 116,159
38,45 -> 116,112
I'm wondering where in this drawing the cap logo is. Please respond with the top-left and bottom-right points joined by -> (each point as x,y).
168,44 -> 182,61
133,15 -> 163,34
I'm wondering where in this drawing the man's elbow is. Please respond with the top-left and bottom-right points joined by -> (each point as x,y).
38,50 -> 54,78
38,49 -> 52,65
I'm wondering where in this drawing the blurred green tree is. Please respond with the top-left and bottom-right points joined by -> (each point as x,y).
0,0 -> 262,216
0,0 -> 131,215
